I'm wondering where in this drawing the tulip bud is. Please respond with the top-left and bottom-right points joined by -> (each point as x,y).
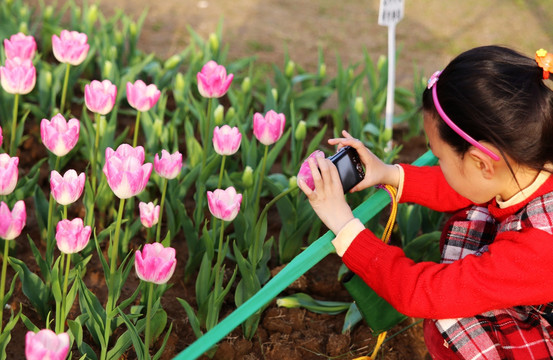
294,120 -> 306,141
276,296 -> 300,308
44,5 -> 54,20
225,107 -> 236,122
114,31 -> 123,46
19,6 -> 28,18
285,60 -> 295,78
271,88 -> 278,102
153,117 -> 163,138
241,76 -> 251,93
289,176 -> 298,189
319,63 -> 327,78
164,54 -> 181,70
209,33 -> 219,53
348,68 -> 354,81
74,7 -> 81,20
43,70 -> 52,88
129,22 -> 137,38
354,97 -> 365,115
214,104 -> 224,125
87,5 -> 98,26
109,45 -> 117,60
18,22 -> 29,35
377,55 -> 387,72
242,166 -> 253,188
103,60 -> 113,78
174,72 -> 185,92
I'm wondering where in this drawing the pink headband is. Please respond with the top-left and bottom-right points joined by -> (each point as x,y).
427,71 -> 500,161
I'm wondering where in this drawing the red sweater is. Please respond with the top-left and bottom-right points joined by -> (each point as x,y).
342,164 -> 553,319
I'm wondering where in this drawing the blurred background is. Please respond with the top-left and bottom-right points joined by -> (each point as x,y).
30,0 -> 553,87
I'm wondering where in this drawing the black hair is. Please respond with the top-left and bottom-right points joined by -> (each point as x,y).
422,45 -> 553,172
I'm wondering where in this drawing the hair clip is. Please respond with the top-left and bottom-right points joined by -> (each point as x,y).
535,48 -> 553,80
427,70 -> 442,89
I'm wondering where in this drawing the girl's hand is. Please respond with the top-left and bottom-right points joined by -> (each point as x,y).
297,156 -> 355,235
328,130 -> 399,192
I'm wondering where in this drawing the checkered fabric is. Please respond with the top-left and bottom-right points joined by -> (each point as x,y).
433,199 -> 553,359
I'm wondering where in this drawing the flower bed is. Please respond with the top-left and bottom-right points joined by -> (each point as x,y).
0,1 -> 435,359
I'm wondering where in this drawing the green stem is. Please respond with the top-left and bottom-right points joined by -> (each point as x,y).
60,63 -> 71,115
253,186 -> 298,266
253,145 -> 269,217
155,178 -> 168,244
9,93 -> 19,156
101,197 -> 126,360
0,238 -> 9,333
91,113 -> 101,195
202,98 -> 213,167
46,157 -> 62,268
58,252 -> 71,333
144,282 -> 154,359
132,111 -> 142,147
206,220 -> 225,330
217,156 -> 226,189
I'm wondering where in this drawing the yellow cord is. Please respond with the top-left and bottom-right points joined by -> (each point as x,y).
354,185 -> 398,360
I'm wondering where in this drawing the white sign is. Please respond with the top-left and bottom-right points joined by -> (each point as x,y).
378,0 -> 405,26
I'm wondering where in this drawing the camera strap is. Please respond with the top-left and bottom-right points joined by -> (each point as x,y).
342,185 -> 407,359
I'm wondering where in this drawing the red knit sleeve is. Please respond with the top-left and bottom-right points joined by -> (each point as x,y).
400,164 -> 473,212
342,228 -> 553,319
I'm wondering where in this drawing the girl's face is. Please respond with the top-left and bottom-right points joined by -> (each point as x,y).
423,113 -> 497,204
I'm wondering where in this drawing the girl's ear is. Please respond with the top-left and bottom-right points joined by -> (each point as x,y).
468,146 -> 497,179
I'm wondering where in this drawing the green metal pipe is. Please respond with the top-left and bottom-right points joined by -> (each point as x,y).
173,150 -> 436,359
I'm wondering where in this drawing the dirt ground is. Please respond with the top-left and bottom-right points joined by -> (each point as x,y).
15,0 -> 553,359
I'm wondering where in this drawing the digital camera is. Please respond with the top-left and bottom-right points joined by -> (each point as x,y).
327,146 -> 365,193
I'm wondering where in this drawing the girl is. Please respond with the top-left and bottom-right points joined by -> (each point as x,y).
297,45 -> 553,359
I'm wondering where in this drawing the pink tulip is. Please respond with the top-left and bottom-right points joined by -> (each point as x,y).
154,150 -> 183,180
139,201 -> 160,228
25,329 -> 70,360
40,113 -> 80,157
3,32 -> 36,60
297,150 -> 325,191
253,110 -> 286,146
103,144 -> 152,199
213,125 -> 242,156
55,218 -> 91,254
84,79 -> 117,115
126,80 -> 161,112
0,200 -> 26,240
0,154 -> 18,196
50,170 -> 85,206
0,57 -> 36,95
52,30 -> 90,66
135,242 -> 176,284
207,186 -> 242,222
196,60 -> 234,98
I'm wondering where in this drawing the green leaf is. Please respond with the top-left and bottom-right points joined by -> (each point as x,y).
9,257 -> 51,320
115,308 -> 146,360
176,298 -> 202,339
276,293 -> 350,315
342,302 -> 363,333
403,231 -> 441,263
152,322 -> 173,360
67,315 -> 98,360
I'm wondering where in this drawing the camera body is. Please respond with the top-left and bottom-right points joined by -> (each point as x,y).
328,146 -> 365,193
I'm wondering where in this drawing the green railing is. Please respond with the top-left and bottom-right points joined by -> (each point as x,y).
174,150 -> 437,359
